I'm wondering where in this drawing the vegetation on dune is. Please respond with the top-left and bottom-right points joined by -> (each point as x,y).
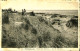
66,18 -> 78,28
51,14 -> 60,18
2,11 -> 78,48
2,12 -> 9,24
52,35 -> 65,48
38,17 -> 45,22
30,11 -> 35,16
42,32 -> 51,42
31,27 -> 37,35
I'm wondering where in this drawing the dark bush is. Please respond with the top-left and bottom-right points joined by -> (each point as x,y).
43,32 -> 51,42
51,14 -> 60,18
38,36 -> 43,48
30,40 -> 37,47
66,21 -> 72,28
8,42 -> 17,47
31,28 -> 37,35
45,20 -> 48,25
38,17 -> 49,25
72,40 -> 78,48
59,15 -> 67,18
7,8 -> 12,13
2,38 -> 8,47
24,24 -> 29,30
24,18 -> 31,30
64,39 -> 78,48
30,11 -> 35,16
8,8 -> 12,11
25,19 -> 30,25
73,16 -> 78,18
66,18 -> 78,27
7,37 -> 17,47
39,17 -> 44,22
3,29 -> 6,34
70,19 -> 78,27
2,13 -> 9,24
53,35 -> 65,48
52,22 -> 55,25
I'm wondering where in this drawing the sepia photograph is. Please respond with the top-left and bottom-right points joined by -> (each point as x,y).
2,9 -> 78,48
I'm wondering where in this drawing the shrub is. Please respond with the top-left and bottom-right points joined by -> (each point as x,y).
42,32 -> 51,42
31,28 -> 37,35
44,20 -> 48,25
59,15 -> 67,18
73,16 -> 78,18
52,22 -> 55,25
7,37 -> 17,47
39,17 -> 44,22
73,40 -> 78,48
24,24 -> 29,30
23,18 -> 31,30
2,29 -> 8,47
7,42 -> 17,47
2,38 -> 8,47
70,18 -> 78,27
24,18 -> 30,25
51,14 -> 60,18
53,35 -> 65,48
66,18 -> 78,27
38,36 -> 43,48
2,12 -> 9,24
30,11 -> 35,16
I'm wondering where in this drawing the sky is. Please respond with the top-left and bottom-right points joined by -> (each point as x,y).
1,0 -> 78,16
1,0 -> 78,10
